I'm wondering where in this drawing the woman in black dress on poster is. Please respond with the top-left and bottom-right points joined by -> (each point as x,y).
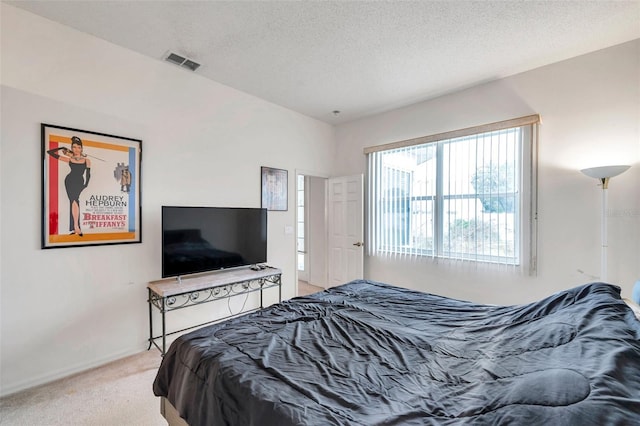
47,136 -> 92,236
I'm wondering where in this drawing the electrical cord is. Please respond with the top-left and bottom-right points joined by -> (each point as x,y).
227,290 -> 250,316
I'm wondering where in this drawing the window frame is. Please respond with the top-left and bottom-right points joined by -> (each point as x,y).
365,115 -> 539,274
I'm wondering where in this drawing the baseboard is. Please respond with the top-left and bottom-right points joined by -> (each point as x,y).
0,346 -> 145,398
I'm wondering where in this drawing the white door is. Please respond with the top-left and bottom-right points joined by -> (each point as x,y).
328,175 -> 364,287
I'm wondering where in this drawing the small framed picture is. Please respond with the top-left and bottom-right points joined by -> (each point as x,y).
261,166 -> 288,211
41,123 -> 142,248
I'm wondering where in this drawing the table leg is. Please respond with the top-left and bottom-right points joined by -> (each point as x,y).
147,288 -> 153,350
161,302 -> 167,356
260,280 -> 264,309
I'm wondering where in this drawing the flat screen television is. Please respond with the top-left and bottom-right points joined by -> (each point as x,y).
162,206 -> 267,278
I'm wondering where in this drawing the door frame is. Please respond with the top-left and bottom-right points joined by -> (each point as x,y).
295,169 -> 329,291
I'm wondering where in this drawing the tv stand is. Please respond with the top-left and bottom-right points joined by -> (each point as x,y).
147,266 -> 282,355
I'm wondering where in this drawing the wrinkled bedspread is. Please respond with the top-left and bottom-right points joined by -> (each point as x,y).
153,280 -> 640,425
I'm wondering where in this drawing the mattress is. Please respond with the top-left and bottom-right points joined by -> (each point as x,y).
153,280 -> 640,425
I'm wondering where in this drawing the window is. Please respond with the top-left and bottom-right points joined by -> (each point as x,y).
297,174 -> 305,271
366,115 -> 538,272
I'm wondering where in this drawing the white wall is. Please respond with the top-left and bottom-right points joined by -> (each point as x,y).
0,4 -> 336,396
307,176 -> 327,287
335,40 -> 640,305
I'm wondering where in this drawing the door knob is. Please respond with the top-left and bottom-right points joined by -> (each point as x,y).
353,242 -> 364,247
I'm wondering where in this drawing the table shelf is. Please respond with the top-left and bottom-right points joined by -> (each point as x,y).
147,266 -> 282,355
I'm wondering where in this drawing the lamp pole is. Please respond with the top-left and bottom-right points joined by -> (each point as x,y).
580,165 -> 630,283
600,177 -> 609,282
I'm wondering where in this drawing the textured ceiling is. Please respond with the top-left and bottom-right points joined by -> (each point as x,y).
6,0 -> 640,124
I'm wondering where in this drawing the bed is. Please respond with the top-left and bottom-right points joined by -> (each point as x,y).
153,280 -> 640,425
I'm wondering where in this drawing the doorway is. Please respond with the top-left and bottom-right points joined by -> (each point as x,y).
296,172 -> 328,295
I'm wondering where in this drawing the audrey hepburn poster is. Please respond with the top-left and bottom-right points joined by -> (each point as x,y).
41,123 -> 142,248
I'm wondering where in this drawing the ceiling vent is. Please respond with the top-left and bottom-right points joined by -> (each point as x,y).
163,52 -> 201,72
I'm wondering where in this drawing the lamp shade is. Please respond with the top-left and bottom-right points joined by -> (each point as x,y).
580,165 -> 630,179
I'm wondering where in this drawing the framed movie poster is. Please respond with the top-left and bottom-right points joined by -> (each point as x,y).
41,123 -> 142,248
261,166 -> 288,211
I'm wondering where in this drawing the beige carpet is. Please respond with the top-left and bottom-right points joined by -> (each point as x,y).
297,281 -> 324,296
0,350 -> 165,425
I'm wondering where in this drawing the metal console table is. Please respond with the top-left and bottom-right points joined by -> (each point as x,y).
147,266 -> 282,355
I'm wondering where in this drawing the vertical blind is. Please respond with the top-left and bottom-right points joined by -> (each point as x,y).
366,115 -> 538,272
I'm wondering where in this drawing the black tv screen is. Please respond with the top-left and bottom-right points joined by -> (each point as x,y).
162,206 -> 267,278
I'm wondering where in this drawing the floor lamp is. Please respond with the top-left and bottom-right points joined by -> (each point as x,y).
580,165 -> 630,282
